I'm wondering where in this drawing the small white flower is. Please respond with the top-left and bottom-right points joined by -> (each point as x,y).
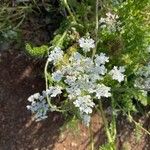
89,73 -> 103,83
52,70 -> 63,82
99,12 -> 120,32
73,95 -> 95,114
99,17 -> 106,24
94,65 -> 107,75
33,93 -> 40,99
49,86 -> 62,97
27,96 -> 49,121
39,95 -> 45,101
106,12 -> 119,20
26,105 -> 31,110
64,76 -> 76,85
28,93 -> 40,102
43,86 -> 62,97
135,62 -> 150,90
69,52 -> 83,63
27,96 -> 34,102
67,86 -> 81,99
95,53 -> 109,65
79,37 -> 95,52
109,66 -> 125,82
99,17 -> 107,28
144,78 -> 150,89
95,84 -> 111,99
48,47 -> 64,64
80,113 -> 91,127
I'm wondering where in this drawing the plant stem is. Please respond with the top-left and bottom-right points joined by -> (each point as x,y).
97,101 -> 115,150
63,0 -> 76,23
44,60 -> 55,109
44,60 -> 49,90
98,101 -> 113,144
89,123 -> 94,150
92,0 -> 99,58
44,30 -> 67,110
128,114 -> 150,136
14,14 -> 25,29
117,105 -> 150,136
111,96 -> 117,141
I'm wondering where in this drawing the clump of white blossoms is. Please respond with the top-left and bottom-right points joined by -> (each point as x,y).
48,47 -> 64,64
99,12 -> 120,32
27,86 -> 62,121
109,66 -> 125,83
27,93 -> 49,121
134,62 -> 150,91
27,37 -> 125,126
79,37 -> 95,52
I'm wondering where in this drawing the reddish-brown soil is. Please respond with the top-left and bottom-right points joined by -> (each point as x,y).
0,50 -> 149,150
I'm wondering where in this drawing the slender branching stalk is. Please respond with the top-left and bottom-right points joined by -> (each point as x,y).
89,122 -> 94,150
44,30 -> 68,111
63,0 -> 77,23
92,0 -> 99,58
117,105 -> 150,136
111,95 -> 117,142
128,112 -> 150,136
97,101 -> 115,150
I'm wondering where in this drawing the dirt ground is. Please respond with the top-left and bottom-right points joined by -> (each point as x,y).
0,49 -> 149,150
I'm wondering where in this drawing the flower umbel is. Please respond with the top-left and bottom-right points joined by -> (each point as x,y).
79,37 -> 95,52
109,66 -> 125,83
73,95 -> 95,114
99,12 -> 120,32
48,47 -> 64,64
27,37 -> 126,126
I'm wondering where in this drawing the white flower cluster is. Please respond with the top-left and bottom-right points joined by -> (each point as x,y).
27,37 -> 125,126
79,37 -> 95,52
48,37 -> 125,126
109,66 -> 125,83
48,47 -> 64,64
73,95 -> 95,114
27,86 -> 62,121
27,93 -> 49,121
135,63 -> 150,90
99,12 -> 120,32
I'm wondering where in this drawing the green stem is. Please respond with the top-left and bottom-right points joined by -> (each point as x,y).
44,60 -> 49,90
97,101 -> 116,150
44,30 -> 68,110
14,14 -> 26,29
89,123 -> 94,150
117,105 -> 150,136
63,0 -> 76,23
44,60 -> 56,110
111,95 -> 117,143
97,101 -> 113,144
92,0 -> 99,58
128,114 -> 150,136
